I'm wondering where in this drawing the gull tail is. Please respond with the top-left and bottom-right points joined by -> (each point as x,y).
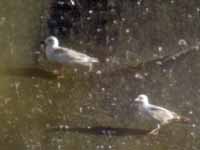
177,116 -> 191,123
90,57 -> 99,63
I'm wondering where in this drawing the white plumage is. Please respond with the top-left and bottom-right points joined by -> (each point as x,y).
134,94 -> 189,134
44,36 -> 99,72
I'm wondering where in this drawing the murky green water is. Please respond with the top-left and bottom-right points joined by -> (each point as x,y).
0,0 -> 200,150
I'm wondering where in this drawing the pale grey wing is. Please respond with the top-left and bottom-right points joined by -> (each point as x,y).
147,105 -> 175,123
66,48 -> 99,63
51,48 -> 73,63
53,47 -> 99,65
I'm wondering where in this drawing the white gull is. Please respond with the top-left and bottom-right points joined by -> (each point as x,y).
134,94 -> 190,135
44,36 -> 99,76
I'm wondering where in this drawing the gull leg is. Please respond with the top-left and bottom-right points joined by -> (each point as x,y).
53,64 -> 65,79
57,65 -> 65,79
88,64 -> 93,72
149,124 -> 161,135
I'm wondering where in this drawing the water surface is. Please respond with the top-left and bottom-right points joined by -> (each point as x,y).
0,0 -> 200,150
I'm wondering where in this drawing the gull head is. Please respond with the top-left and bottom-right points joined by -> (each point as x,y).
45,36 -> 59,48
134,94 -> 149,106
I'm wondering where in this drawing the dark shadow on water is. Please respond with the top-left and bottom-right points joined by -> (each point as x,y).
48,126 -> 151,136
0,67 -> 57,80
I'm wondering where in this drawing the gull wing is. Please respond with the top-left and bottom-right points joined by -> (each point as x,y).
53,47 -> 99,65
147,105 -> 177,123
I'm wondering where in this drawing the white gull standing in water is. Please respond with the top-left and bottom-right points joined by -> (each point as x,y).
44,36 -> 99,77
134,94 -> 190,135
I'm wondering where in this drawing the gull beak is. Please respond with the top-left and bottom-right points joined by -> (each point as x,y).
134,97 -> 142,104
134,97 -> 140,102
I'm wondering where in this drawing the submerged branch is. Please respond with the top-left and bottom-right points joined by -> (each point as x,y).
102,45 -> 200,77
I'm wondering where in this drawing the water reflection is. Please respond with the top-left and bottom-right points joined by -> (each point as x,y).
1,67 -> 57,79
49,126 -> 151,136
